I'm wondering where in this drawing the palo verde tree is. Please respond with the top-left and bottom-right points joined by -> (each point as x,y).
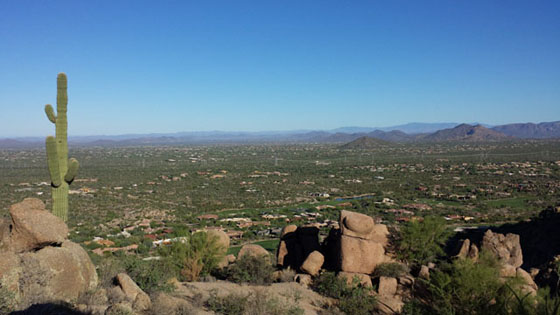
44,73 -> 79,222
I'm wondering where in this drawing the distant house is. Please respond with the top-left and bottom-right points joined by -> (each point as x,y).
197,214 -> 219,220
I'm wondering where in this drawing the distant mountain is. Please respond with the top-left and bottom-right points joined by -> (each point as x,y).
366,130 -> 415,142
0,139 -> 41,148
339,136 -> 389,149
377,122 -> 461,134
492,121 -> 560,139
422,124 -> 510,142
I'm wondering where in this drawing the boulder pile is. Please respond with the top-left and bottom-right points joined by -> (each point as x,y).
276,209 -> 403,313
0,198 -> 98,310
456,229 -> 538,296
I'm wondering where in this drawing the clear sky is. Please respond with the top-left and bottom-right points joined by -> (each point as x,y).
1,1 -> 559,137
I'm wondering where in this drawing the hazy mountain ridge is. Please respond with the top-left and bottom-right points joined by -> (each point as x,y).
422,124 -> 511,142
491,121 -> 560,139
1,121 -> 558,148
339,136 -> 390,149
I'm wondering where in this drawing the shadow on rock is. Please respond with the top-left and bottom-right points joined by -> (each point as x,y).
10,303 -> 87,315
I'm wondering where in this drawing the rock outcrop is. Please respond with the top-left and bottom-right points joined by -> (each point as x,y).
338,210 -> 388,274
481,230 -> 523,268
0,198 -> 98,310
238,244 -> 270,259
276,224 -> 320,270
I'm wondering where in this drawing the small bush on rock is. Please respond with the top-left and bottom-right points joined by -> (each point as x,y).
313,272 -> 377,315
206,289 -> 304,315
225,254 -> 274,285
0,283 -> 17,315
373,262 -> 409,278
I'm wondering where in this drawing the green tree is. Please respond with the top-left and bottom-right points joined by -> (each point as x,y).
396,216 -> 451,265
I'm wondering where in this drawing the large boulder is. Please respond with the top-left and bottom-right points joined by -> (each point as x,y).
378,276 -> 398,296
301,251 -> 324,276
482,230 -> 523,268
0,199 -> 98,310
340,210 -> 375,240
18,241 -> 98,306
238,244 -> 269,259
339,235 -> 385,274
116,273 -> 152,311
8,198 -> 68,253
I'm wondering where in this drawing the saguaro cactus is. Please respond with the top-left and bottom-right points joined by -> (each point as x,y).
44,73 -> 79,222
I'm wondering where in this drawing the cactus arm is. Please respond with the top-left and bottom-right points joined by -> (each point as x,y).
64,158 -> 79,183
45,104 -> 56,123
46,136 -> 62,187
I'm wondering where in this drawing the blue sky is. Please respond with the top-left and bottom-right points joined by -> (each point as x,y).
1,1 -> 559,136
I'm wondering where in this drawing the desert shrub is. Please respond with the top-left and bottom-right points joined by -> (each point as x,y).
105,304 -> 135,315
411,251 -> 526,315
506,286 -> 560,315
207,291 -> 249,315
313,272 -> 377,315
0,283 -> 17,315
225,254 -> 274,285
96,257 -> 127,288
206,289 -> 304,315
159,231 -> 225,281
97,255 -> 174,293
277,267 -> 296,282
396,216 -> 451,265
373,262 -> 409,278
313,272 -> 348,299
123,256 -> 175,293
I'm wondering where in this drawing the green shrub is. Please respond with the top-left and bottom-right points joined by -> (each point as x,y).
159,231 -> 225,282
313,272 -> 377,315
373,262 -> 409,278
0,283 -> 17,315
96,255 -> 174,293
412,251 -> 526,315
206,289 -> 304,315
396,216 -> 451,265
225,254 -> 274,285
123,256 -> 175,293
206,291 -> 248,315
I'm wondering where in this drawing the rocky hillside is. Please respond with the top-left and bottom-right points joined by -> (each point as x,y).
339,136 -> 390,149
492,121 -> 560,139
421,124 -> 511,142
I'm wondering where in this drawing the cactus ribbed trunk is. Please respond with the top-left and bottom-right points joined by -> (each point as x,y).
45,73 -> 78,222
52,182 -> 69,222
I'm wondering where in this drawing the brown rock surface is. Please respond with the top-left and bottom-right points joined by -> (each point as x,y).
340,210 -> 375,239
9,198 -> 68,253
300,251 -> 324,276
18,241 -> 98,306
280,225 -> 298,238
378,276 -> 398,296
482,230 -> 523,268
0,250 -> 21,293
377,295 -> 404,315
516,268 -> 538,290
238,244 -> 270,259
339,235 -> 385,274
455,239 -> 471,259
116,273 -> 152,311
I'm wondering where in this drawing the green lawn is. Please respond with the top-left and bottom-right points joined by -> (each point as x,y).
484,196 -> 535,209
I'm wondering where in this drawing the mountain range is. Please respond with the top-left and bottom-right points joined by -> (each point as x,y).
1,121 -> 559,148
